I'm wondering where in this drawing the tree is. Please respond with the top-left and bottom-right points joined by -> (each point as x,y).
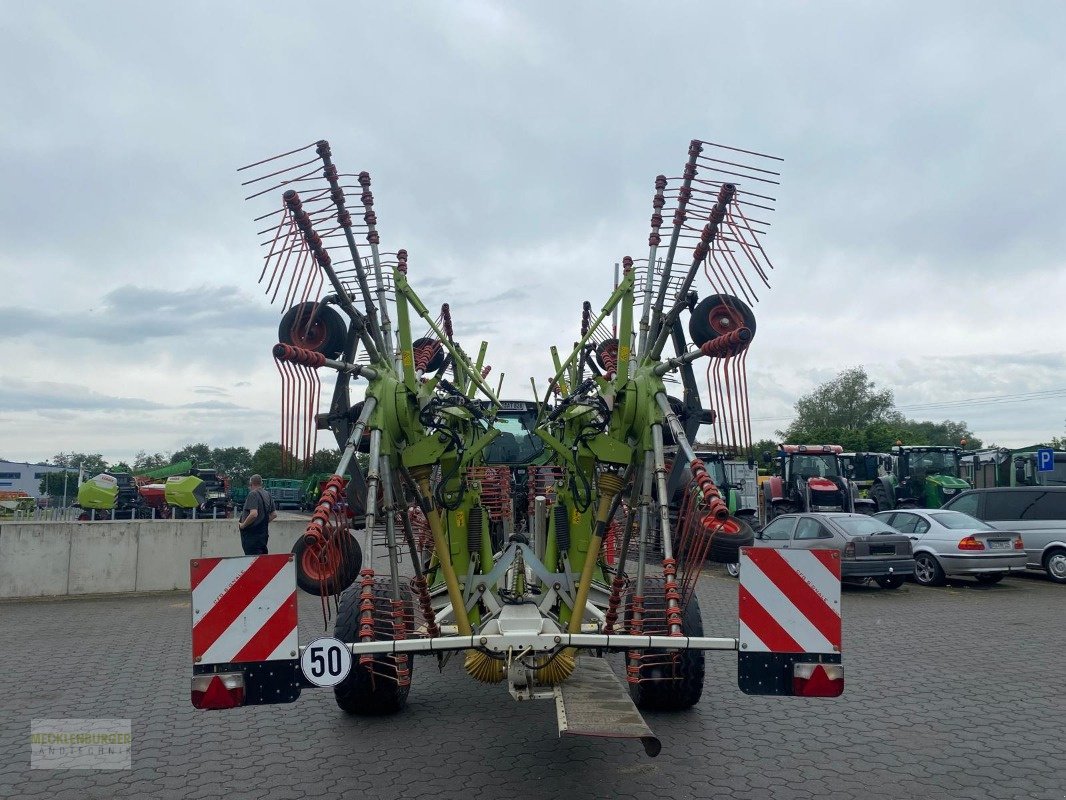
40,452 -> 107,498
779,367 -> 902,442
132,451 -> 170,472
171,443 -> 213,468
251,442 -> 287,478
210,446 -> 253,485
778,367 -> 982,452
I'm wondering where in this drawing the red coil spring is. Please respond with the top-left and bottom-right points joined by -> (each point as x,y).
357,568 -> 377,666
467,467 -> 511,522
599,341 -> 618,377
603,575 -> 628,635
273,342 -> 326,368
690,460 -> 729,521
410,575 -> 440,638
413,339 -> 442,372
699,327 -> 751,359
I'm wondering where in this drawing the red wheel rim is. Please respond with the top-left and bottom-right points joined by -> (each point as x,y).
289,314 -> 328,350
301,540 -> 341,582
706,303 -> 745,336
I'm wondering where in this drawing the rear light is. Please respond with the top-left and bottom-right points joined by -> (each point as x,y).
1014,536 -> 1024,550
191,673 -> 245,710
958,536 -> 985,551
792,662 -> 844,697
843,542 -> 855,558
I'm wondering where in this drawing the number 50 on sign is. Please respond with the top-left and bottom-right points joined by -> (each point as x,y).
300,637 -> 352,687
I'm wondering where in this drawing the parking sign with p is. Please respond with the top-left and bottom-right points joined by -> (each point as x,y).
1037,447 -> 1054,472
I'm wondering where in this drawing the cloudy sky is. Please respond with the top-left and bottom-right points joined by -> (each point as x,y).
2,1 -> 1064,465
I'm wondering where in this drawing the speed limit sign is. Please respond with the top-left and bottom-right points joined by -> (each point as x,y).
300,637 -> 352,687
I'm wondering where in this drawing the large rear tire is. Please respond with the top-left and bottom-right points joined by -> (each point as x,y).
333,580 -> 414,715
871,484 -> 891,513
625,578 -> 705,711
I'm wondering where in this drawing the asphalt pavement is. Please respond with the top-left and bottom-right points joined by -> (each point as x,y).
1,567 -> 1063,800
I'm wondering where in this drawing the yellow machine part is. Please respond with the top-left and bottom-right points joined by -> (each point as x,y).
165,475 -> 206,508
77,474 -> 118,510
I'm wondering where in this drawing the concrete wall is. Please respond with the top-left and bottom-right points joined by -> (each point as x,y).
0,518 -> 307,599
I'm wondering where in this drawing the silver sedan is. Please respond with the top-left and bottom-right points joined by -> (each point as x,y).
873,509 -> 1026,586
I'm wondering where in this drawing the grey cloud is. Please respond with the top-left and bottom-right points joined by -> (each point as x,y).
0,284 -> 275,345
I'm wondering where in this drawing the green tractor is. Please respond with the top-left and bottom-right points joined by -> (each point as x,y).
870,445 -> 970,511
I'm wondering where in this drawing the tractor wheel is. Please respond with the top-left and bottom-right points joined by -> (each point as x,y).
688,294 -> 756,351
707,515 -> 755,564
625,578 -> 705,711
870,485 -> 891,513
278,301 -> 347,357
333,579 -> 414,715
292,533 -> 362,596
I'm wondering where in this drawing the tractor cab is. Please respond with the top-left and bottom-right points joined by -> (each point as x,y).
762,445 -> 864,519
871,446 -> 969,510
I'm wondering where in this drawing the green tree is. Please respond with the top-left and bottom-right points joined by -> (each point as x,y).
171,443 -> 213,468
778,367 -> 902,442
211,446 -> 254,485
251,442 -> 287,478
133,451 -> 170,472
40,453 -> 108,497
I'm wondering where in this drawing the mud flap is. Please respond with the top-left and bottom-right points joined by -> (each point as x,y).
736,548 -> 843,696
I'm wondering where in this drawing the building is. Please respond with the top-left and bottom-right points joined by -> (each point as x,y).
0,460 -> 78,499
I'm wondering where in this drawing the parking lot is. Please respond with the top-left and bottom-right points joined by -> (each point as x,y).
1,567 -> 1063,800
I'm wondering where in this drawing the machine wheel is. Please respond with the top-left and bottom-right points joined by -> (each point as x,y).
913,553 -> 945,587
870,484 -> 891,512
625,578 -> 705,711
874,575 -> 905,590
292,533 -> 362,595
707,516 -> 755,564
1043,547 -> 1066,584
974,573 -> 1005,586
333,580 -> 414,715
278,301 -> 347,357
688,294 -> 756,351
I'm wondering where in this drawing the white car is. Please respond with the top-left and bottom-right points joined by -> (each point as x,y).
873,509 -> 1025,586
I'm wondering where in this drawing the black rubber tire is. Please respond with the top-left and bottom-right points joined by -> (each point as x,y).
333,580 -> 414,715
291,533 -> 362,596
874,575 -> 905,590
974,572 -> 1005,586
278,301 -> 347,357
688,294 -> 756,350
625,578 -> 705,711
1043,547 -> 1066,584
913,553 -> 945,587
708,515 -> 755,564
870,484 -> 892,513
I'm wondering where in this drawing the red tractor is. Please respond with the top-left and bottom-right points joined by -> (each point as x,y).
762,444 -> 873,522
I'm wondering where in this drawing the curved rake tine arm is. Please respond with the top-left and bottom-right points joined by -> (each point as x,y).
647,182 -> 737,362
536,266 -> 635,421
379,464 -> 403,602
315,141 -> 385,353
273,344 -> 380,381
637,175 -> 669,359
394,268 -> 501,406
649,140 -> 702,344
358,171 -> 395,361
283,189 -> 382,364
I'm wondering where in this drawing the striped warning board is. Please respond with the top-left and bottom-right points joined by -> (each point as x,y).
191,555 -> 298,665
738,548 -> 841,654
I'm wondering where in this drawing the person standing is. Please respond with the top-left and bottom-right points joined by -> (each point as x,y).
238,474 -> 277,555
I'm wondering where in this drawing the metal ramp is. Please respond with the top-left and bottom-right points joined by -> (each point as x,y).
554,656 -> 661,757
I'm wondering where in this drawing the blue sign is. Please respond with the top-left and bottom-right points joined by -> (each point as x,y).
1037,448 -> 1055,472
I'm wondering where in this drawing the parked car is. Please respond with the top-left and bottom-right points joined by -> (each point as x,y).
873,509 -> 1025,586
726,513 -> 914,589
940,487 -> 1066,583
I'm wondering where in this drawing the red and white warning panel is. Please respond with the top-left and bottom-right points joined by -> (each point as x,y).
191,555 -> 298,665
737,548 -> 843,697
